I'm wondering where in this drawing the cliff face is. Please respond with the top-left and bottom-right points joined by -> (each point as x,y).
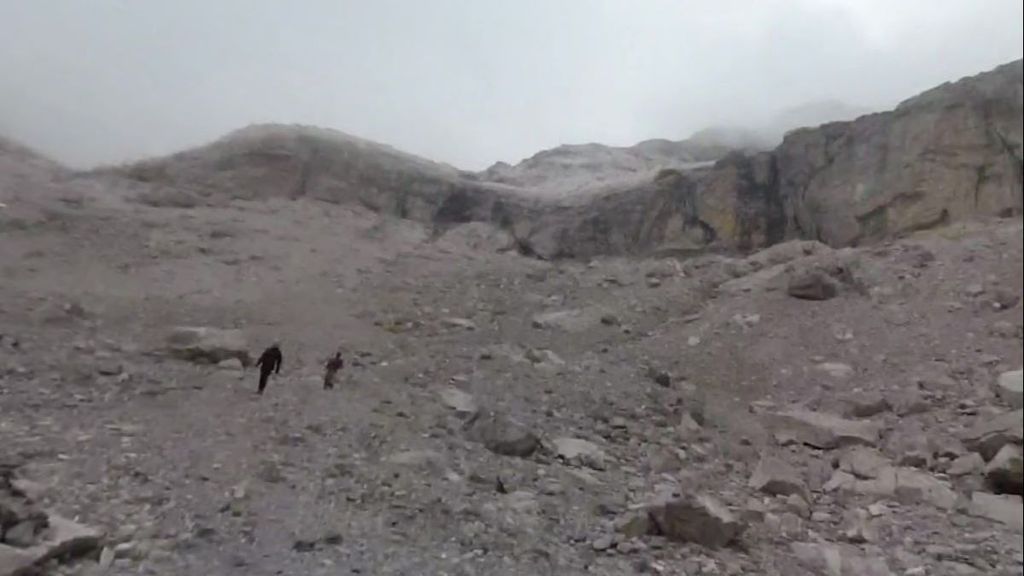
777,60 -> 1022,246
87,60 -> 1023,260
515,59 -> 1023,258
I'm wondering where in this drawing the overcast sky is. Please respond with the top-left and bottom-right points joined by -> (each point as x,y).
1,1 -> 1021,170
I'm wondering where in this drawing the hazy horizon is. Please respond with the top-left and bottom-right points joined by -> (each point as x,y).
2,1 -> 1022,170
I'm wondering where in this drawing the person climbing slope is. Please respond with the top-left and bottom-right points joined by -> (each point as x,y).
254,342 -> 283,395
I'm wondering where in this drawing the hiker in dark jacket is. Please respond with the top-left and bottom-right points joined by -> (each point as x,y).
323,351 -> 344,390
255,343 -> 283,395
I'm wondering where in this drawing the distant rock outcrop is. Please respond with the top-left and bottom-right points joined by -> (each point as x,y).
513,59 -> 1023,258
62,59 -> 1024,260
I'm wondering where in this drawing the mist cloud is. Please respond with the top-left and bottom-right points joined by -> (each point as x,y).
1,0 -> 1021,169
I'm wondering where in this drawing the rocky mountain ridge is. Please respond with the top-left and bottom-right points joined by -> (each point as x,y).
4,60 -> 1022,261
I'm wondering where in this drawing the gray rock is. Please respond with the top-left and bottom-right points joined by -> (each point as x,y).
438,386 -> 478,416
839,447 -> 892,479
523,348 -> 565,367
164,326 -> 250,366
995,369 -> 1024,409
961,410 -> 1023,460
530,309 -> 594,332
385,450 -> 447,470
463,412 -> 540,458
894,468 -> 958,510
791,542 -> 894,576
948,453 -> 986,477
441,317 -> 477,331
843,392 -> 891,419
787,271 -> 838,301
647,493 -> 744,548
969,492 -> 1023,532
748,456 -> 807,499
2,520 -> 40,548
984,443 -> 1023,495
551,437 -> 608,471
614,511 -> 652,539
765,409 -> 882,449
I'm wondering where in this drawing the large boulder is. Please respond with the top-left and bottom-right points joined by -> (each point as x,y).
550,437 -> 609,471
647,493 -> 745,549
961,410 -> 1023,460
995,369 -> 1024,409
764,409 -> 882,449
969,492 -> 1024,532
463,411 -> 540,458
164,327 -> 251,366
985,443 -> 1023,495
748,456 -> 807,499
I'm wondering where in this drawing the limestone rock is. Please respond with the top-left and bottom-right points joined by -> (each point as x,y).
765,409 -> 881,449
164,327 -> 250,366
839,447 -> 892,480
894,468 -> 958,510
438,386 -> 478,416
787,271 -> 838,301
647,494 -> 744,549
843,392 -> 891,419
984,443 -> 1023,495
440,317 -> 477,331
961,410 -> 1023,460
748,456 -> 807,499
995,369 -> 1024,409
551,438 -> 608,471
948,453 -> 986,477
791,542 -> 894,576
463,411 -> 540,458
969,492 -> 1024,532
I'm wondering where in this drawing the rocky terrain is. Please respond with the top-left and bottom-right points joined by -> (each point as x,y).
2,59 -> 1023,576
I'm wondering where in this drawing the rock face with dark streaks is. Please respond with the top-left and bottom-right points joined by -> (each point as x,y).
75,59 -> 1024,260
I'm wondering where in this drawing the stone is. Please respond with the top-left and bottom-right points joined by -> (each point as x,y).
0,544 -> 34,576
217,358 -> 244,371
948,453 -> 986,477
614,510 -> 652,539
787,271 -> 838,301
523,348 -> 565,366
839,447 -> 891,479
791,542 -> 893,576
95,360 -> 123,376
645,366 -> 672,387
647,494 -> 744,549
894,468 -> 958,510
995,370 -> 1024,409
843,392 -> 891,419
2,520 -> 40,548
969,492 -> 1023,532
530,309 -> 593,332
961,410 -> 1023,460
551,438 -> 608,471
817,362 -> 854,379
842,509 -> 879,543
164,326 -> 250,366
441,317 -> 477,331
764,409 -> 881,449
385,450 -> 446,470
463,411 -> 540,458
984,443 -> 1023,495
748,456 -> 807,499
438,386 -> 478,415
591,535 -> 615,551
